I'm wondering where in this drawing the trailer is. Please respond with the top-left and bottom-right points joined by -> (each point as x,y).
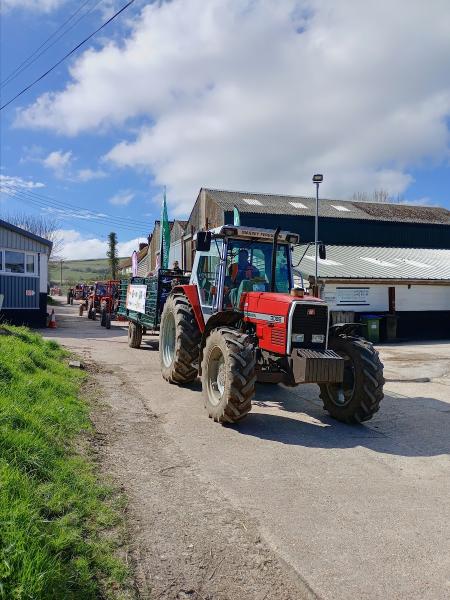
117,269 -> 190,348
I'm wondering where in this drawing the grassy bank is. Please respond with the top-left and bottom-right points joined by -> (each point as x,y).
0,327 -> 129,599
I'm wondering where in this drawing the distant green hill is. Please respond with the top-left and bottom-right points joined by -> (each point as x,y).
49,258 -> 126,287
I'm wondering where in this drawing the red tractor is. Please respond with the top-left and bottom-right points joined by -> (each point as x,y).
159,225 -> 384,424
99,280 -> 120,329
83,280 -> 119,325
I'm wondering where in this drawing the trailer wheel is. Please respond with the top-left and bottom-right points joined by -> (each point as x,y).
201,328 -> 256,424
319,335 -> 384,423
160,292 -> 201,384
128,322 -> 142,348
92,308 -> 97,321
106,314 -> 111,329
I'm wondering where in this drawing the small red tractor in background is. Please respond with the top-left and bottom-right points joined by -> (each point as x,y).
158,225 -> 385,425
99,280 -> 120,329
81,281 -> 119,325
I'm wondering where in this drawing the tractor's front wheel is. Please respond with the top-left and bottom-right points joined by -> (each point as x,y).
159,292 -> 201,384
201,328 -> 256,424
319,335 -> 384,423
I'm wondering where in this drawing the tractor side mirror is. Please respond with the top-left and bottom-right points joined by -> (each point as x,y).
196,231 -> 211,252
319,243 -> 327,260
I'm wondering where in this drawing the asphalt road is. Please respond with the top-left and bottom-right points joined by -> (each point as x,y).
45,302 -> 450,600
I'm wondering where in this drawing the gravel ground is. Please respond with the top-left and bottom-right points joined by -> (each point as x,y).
45,301 -> 450,600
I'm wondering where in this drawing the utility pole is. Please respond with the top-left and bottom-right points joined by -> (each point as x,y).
60,259 -> 63,287
312,173 -> 323,293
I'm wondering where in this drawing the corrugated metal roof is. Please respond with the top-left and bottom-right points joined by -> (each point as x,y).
203,188 -> 450,225
292,245 -> 450,281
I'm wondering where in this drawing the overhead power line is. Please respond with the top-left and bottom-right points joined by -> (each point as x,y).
0,184 -> 148,233
0,182 -> 146,226
0,0 -> 136,111
1,0 -> 95,89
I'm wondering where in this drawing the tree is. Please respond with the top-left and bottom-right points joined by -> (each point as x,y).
1,212 -> 63,259
107,232 -> 119,280
351,189 -> 393,203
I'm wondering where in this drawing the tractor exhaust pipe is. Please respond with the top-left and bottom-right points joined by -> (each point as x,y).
270,226 -> 281,292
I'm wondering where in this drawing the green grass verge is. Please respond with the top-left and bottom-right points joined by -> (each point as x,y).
0,327 -> 130,599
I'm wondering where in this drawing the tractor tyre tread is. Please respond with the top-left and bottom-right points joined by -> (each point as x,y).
319,334 -> 384,423
202,327 -> 256,424
128,321 -> 142,348
160,293 -> 201,385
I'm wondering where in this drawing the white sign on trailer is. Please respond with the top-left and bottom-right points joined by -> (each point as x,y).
126,284 -> 147,313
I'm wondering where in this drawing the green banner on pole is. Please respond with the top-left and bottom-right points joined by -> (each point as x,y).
160,188 -> 171,269
233,206 -> 241,226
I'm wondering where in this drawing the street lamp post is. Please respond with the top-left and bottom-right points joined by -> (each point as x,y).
312,173 -> 323,293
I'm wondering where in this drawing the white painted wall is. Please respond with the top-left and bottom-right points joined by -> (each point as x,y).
169,239 -> 182,266
323,282 -> 450,312
395,285 -> 450,311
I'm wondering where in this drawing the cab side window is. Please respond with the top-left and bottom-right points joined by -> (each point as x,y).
197,252 -> 220,307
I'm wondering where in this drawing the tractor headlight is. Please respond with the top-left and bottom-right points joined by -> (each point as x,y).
312,334 -> 325,343
292,333 -> 304,343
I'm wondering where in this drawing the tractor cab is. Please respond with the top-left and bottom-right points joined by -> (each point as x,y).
190,225 -> 299,320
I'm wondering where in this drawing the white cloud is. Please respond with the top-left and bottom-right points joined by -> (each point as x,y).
0,174 -> 45,190
42,149 -> 73,177
1,0 -> 66,12
16,0 -> 450,214
108,190 -> 134,206
75,168 -> 107,182
57,228 -> 141,260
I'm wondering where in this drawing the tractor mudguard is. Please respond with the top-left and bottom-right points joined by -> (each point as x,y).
171,285 -> 205,332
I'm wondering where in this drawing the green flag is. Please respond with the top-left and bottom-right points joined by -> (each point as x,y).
160,188 -> 171,269
233,206 -> 241,226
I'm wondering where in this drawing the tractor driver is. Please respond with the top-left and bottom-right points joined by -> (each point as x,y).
225,249 -> 260,307
229,249 -> 260,286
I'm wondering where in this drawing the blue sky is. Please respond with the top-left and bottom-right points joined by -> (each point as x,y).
1,0 -> 449,259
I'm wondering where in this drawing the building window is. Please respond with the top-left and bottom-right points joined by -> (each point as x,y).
26,254 -> 36,274
0,249 -> 38,275
5,251 -> 25,273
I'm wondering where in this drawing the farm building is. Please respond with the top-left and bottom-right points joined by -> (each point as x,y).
293,245 -> 450,339
0,218 -> 52,327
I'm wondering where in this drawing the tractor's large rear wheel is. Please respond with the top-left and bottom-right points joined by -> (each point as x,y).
201,328 -> 256,424
160,292 -> 201,384
319,335 -> 384,423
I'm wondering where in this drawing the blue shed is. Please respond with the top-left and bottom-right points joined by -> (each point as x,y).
0,218 -> 52,327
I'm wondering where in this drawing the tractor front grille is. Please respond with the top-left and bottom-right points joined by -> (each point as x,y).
291,303 -> 328,350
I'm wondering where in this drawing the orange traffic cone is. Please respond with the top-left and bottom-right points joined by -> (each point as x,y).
48,309 -> 57,329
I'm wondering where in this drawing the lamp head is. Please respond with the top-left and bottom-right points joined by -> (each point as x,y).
312,174 -> 323,183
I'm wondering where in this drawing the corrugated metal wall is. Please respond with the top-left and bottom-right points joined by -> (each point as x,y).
0,275 -> 39,308
0,227 -> 49,253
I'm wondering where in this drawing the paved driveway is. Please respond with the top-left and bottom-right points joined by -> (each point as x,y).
45,303 -> 450,600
